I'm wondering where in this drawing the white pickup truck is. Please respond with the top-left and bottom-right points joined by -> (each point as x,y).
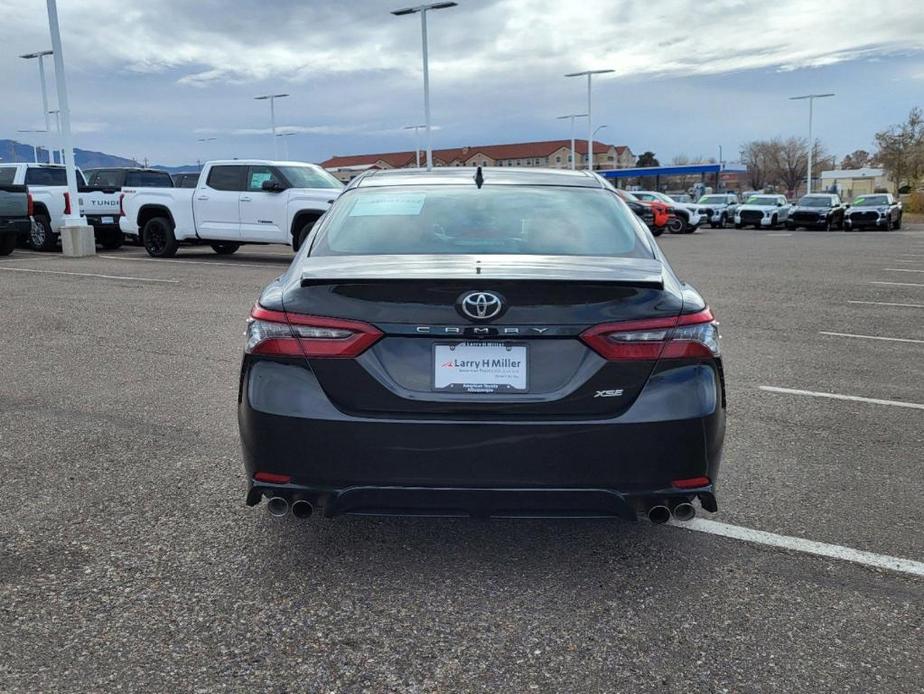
119,160 -> 343,257
81,167 -> 176,249
0,163 -> 86,251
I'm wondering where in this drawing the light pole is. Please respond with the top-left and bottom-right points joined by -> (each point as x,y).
48,109 -> 63,163
197,137 -> 216,167
403,124 -> 427,167
391,2 -> 458,171
789,93 -> 834,194
276,132 -> 295,160
254,93 -> 289,159
45,0 -> 87,238
17,129 -> 47,162
556,113 -> 587,170
20,49 -> 54,163
565,69 -> 614,171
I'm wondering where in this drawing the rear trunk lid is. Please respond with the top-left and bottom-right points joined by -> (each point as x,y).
282,254 -> 682,418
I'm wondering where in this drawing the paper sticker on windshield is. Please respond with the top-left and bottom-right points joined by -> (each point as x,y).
250,172 -> 273,189
349,193 -> 425,217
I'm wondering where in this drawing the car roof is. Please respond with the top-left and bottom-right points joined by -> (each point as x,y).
350,166 -> 606,189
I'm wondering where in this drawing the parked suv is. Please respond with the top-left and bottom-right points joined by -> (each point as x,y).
786,194 -> 845,231
734,194 -> 790,229
694,193 -> 740,228
843,194 -> 903,231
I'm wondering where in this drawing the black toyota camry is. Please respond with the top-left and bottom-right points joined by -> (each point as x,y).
238,167 -> 725,523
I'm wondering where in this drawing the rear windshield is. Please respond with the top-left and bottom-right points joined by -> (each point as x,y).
0,167 -> 16,185
174,174 -> 199,188
125,171 -> 173,187
311,185 -> 652,258
25,167 -> 85,186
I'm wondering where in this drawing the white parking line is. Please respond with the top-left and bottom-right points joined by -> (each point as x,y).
759,385 -> 924,410
870,281 -> 924,288
98,255 -> 279,269
670,519 -> 924,578
848,300 -> 924,309
819,331 -> 924,345
883,268 -> 924,273
767,233 -> 792,237
0,266 -> 178,283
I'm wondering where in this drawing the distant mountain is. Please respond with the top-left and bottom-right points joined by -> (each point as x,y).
0,139 -> 199,173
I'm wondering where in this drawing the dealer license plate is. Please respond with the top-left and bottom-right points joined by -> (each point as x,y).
433,342 -> 527,393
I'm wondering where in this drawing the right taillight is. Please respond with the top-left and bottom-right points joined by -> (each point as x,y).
581,308 -> 719,361
246,304 -> 382,358
119,192 -> 125,217
63,192 -> 71,215
27,193 -> 34,217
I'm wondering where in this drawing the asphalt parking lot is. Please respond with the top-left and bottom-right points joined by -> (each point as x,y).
1,226 -> 922,692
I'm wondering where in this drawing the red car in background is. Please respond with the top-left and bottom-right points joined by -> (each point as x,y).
611,187 -> 671,236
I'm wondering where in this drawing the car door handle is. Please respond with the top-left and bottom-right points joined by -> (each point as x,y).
240,196 -> 252,202
197,195 -> 209,201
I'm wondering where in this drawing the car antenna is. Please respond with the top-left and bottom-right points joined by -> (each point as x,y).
474,166 -> 484,189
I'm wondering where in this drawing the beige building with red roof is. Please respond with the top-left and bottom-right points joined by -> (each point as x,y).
322,139 -> 635,182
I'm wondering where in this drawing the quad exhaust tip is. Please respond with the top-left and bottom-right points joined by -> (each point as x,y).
266,496 -> 289,517
647,505 -> 671,524
672,502 -> 696,522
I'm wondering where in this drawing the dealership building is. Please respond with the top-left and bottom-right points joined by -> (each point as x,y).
322,139 -> 636,182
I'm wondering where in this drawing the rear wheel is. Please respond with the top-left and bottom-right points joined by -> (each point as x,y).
98,228 -> 123,249
0,234 -> 16,256
30,215 -> 57,252
667,217 -> 686,234
296,221 -> 316,250
210,242 -> 240,255
142,217 -> 179,258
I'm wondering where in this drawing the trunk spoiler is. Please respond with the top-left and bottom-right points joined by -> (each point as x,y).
300,254 -> 664,288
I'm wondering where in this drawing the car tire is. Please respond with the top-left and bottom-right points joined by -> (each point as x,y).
650,226 -> 664,237
719,213 -> 727,228
30,215 -> 57,252
823,218 -> 832,232
770,215 -> 778,229
894,214 -> 902,230
734,223 -> 742,229
667,217 -> 686,234
210,242 -> 240,255
296,222 -> 316,250
0,234 -> 16,256
142,217 -> 179,258
98,229 -> 123,250
884,217 -> 892,231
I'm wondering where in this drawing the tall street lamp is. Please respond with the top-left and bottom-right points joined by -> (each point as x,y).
565,69 -> 614,171
789,93 -> 834,194
45,0 -> 92,255
276,132 -> 295,160
197,137 -> 216,167
391,2 -> 458,171
403,124 -> 427,167
254,93 -> 289,159
19,49 -> 54,163
556,113 -> 587,170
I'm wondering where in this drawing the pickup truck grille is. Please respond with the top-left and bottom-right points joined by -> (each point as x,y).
792,211 -> 825,224
739,210 -> 763,224
849,211 -> 878,223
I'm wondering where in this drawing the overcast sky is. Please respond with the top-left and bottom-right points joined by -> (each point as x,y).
2,0 -> 923,166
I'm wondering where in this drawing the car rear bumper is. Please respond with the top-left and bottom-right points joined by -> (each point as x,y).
239,359 -> 725,518
0,218 -> 32,236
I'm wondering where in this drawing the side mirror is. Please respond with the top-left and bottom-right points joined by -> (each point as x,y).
845,204 -> 851,209
776,201 -> 783,207
261,180 -> 285,192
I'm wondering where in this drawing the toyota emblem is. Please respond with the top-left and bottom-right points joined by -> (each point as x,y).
458,291 -> 504,320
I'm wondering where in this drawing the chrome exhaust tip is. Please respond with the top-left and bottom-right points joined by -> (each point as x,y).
647,505 -> 671,524
672,502 -> 696,522
266,496 -> 289,517
291,499 -> 313,519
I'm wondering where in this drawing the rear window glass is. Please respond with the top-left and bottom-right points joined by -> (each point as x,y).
173,173 -> 199,188
0,168 -> 15,185
206,166 -> 245,191
25,167 -> 69,185
311,186 -> 652,258
125,171 -> 173,187
88,170 -> 124,187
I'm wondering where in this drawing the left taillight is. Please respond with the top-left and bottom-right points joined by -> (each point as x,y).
63,192 -> 71,215
246,304 -> 382,358
581,308 -> 720,361
27,193 -> 34,216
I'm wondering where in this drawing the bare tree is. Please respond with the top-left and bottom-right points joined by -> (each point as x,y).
840,149 -> 872,169
875,108 -> 924,193
740,141 -> 775,190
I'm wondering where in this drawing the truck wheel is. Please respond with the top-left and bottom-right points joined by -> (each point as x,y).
210,242 -> 240,255
98,229 -> 124,250
650,226 -> 664,237
894,214 -> 902,230
0,234 -> 16,256
30,215 -> 57,252
667,217 -> 686,234
142,217 -> 179,258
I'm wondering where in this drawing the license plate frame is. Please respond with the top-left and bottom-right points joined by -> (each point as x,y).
432,341 -> 528,394
101,216 -> 114,225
